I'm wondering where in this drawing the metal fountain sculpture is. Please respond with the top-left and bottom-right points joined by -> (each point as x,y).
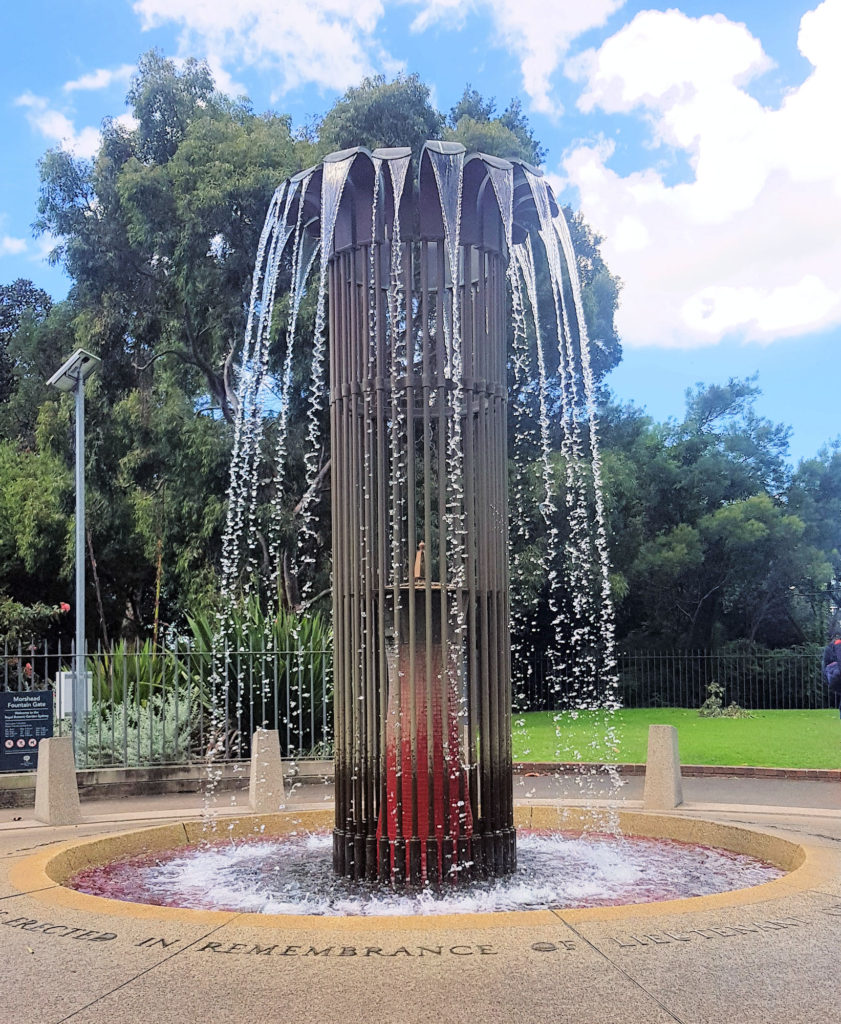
223,140 -> 615,888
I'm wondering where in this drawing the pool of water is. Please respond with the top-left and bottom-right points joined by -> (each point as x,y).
68,830 -> 783,916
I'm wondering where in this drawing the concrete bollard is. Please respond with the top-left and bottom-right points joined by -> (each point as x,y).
643,724 -> 684,810
34,736 -> 83,825
248,728 -> 286,813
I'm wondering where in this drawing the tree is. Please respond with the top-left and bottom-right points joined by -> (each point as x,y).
0,439 -> 71,611
24,53 -> 309,638
318,74 -> 445,160
446,86 -> 546,164
0,279 -> 53,406
627,495 -> 829,646
787,443 -> 841,630
8,58 -> 624,644
126,50 -> 216,165
35,55 -> 303,423
596,379 -> 834,646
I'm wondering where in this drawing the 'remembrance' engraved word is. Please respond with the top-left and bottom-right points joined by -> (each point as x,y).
196,942 -> 498,957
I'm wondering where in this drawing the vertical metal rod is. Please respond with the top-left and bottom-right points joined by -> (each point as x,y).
420,239 -> 436,865
328,256 -> 343,861
436,238 -> 451,854
174,642 -> 180,763
73,375 -> 85,758
349,242 -> 366,865
374,235 -> 389,869
463,247 -> 480,833
362,240 -> 378,869
404,240 -> 420,860
389,230 -> 405,862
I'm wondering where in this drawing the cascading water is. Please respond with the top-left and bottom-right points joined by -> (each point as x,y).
71,142 -> 792,917
215,143 -> 621,882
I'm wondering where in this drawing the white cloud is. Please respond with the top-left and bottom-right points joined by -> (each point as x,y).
63,64 -> 135,92
204,55 -> 247,99
133,0 -> 387,94
131,0 -> 622,111
113,112 -> 139,133
31,233 -> 61,263
410,0 -> 469,34
412,0 -> 625,114
561,0 -> 841,347
0,236 -> 28,257
15,93 -> 101,159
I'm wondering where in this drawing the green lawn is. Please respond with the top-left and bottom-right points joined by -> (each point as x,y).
512,708 -> 841,770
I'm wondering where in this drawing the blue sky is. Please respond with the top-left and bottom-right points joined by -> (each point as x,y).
1,0 -> 838,463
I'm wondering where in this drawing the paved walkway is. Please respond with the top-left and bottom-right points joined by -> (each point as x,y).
1,772 -> 839,1024
2,769 -> 838,831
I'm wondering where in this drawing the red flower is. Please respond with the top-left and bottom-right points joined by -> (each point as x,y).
23,663 -> 32,678
59,602 -> 70,613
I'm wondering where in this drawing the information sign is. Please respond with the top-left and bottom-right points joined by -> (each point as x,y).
0,691 -> 53,772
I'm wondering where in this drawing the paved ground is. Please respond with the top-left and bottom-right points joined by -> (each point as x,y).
1,774 -> 839,1024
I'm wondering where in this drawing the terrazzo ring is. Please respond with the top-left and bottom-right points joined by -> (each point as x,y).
7,806 -> 832,927
5,806 -> 841,1024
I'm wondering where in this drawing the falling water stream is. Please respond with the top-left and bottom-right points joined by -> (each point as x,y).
163,146 -> 776,907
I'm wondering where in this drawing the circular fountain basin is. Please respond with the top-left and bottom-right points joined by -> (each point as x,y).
29,807 -> 806,924
67,829 -> 783,917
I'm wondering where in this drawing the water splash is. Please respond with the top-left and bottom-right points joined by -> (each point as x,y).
71,830 -> 783,916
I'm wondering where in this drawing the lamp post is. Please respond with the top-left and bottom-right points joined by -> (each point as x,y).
47,349 -> 101,756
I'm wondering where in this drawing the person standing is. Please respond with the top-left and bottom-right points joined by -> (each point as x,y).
821,633 -> 841,717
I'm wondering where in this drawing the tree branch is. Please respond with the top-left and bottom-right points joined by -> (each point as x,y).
292,459 -> 331,518
132,348 -> 188,372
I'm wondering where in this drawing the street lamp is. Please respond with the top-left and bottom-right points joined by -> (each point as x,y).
48,349 -> 101,754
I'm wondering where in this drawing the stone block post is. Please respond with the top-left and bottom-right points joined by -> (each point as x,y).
643,724 -> 684,810
248,728 -> 285,813
34,736 -> 83,825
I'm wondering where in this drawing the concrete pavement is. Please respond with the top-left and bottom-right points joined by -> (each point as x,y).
0,773 -> 839,1024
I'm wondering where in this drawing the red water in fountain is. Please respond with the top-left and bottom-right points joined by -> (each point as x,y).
377,638 -> 473,881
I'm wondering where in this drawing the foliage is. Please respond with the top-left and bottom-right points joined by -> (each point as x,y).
186,592 -> 331,653
318,74 -> 444,160
0,279 -> 53,408
698,682 -> 752,719
446,87 -> 546,164
76,685 -> 204,768
4,58 -> 579,645
787,442 -> 841,621
0,440 -> 71,615
85,637 -> 205,708
4,51 -> 836,665
0,596 -> 69,647
186,596 -> 332,756
597,381 -> 831,647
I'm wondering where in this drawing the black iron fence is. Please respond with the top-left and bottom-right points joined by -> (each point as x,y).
1,640 -> 333,770
517,645 -> 832,712
2,640 -> 834,771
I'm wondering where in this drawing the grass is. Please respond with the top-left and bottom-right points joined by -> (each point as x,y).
512,708 -> 841,770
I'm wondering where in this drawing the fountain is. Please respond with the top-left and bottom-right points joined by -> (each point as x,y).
8,143 -> 840,1024
218,141 -> 619,888
53,143 -> 790,913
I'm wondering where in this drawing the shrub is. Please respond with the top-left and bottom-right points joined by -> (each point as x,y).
698,681 -> 752,719
76,686 -> 204,767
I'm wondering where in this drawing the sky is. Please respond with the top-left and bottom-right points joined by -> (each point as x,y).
1,0 -> 839,463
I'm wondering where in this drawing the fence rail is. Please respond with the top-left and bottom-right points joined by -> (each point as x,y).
1,641 -> 834,770
519,646 -> 832,712
1,640 -> 333,770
